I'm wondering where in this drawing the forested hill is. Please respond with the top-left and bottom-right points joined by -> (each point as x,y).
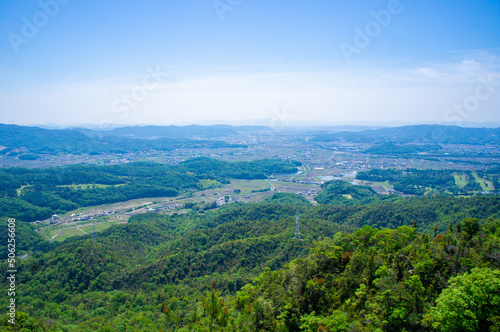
311,124 -> 500,144
81,124 -> 271,138
1,195 -> 500,330
229,219 -> 500,331
0,124 -> 97,154
0,123 -> 266,155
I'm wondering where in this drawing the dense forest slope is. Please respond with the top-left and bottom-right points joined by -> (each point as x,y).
225,218 -> 500,331
1,194 -> 500,331
312,124 -> 500,145
0,124 -> 252,155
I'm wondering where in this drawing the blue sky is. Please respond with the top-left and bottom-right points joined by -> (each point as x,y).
1,0 -> 499,127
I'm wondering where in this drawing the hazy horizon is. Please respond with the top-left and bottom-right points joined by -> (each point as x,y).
4,120 -> 500,131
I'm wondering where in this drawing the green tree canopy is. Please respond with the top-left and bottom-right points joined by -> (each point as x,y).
425,267 -> 500,331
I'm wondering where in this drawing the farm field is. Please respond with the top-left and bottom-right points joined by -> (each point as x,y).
39,216 -> 126,242
454,173 -> 468,188
472,172 -> 495,191
57,183 -> 125,190
271,180 -> 320,193
48,228 -> 87,241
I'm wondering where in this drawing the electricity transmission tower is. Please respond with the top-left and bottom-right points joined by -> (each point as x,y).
294,209 -> 300,239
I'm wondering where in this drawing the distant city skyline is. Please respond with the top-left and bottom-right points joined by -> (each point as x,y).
1,0 -> 499,126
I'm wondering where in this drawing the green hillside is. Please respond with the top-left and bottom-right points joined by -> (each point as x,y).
1,194 -> 500,331
312,124 -> 500,145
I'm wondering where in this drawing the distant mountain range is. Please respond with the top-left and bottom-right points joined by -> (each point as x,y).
78,124 -> 271,138
0,124 -> 266,155
1,123 -> 499,156
311,124 -> 500,145
0,124 -> 97,154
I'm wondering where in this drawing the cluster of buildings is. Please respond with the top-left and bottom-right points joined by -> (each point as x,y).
69,210 -> 117,221
107,158 -> 130,164
334,160 -> 408,171
296,188 -> 318,196
149,204 -> 184,212
272,154 -> 297,161
163,203 -> 183,210
45,210 -> 119,225
280,178 -> 322,185
216,196 -> 236,206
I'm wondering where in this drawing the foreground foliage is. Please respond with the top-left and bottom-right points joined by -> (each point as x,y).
218,218 -> 500,331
